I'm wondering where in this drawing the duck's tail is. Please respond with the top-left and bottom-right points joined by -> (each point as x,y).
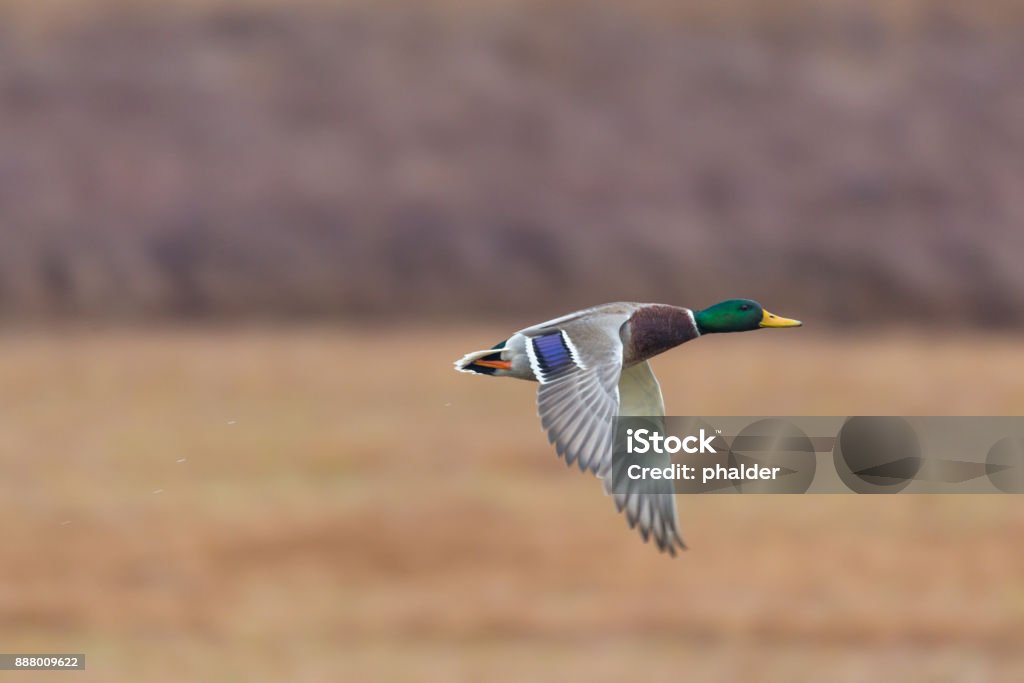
454,340 -> 511,376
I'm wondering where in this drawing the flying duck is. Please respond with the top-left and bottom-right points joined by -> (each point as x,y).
455,299 -> 802,555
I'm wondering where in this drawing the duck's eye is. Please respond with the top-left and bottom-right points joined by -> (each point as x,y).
739,304 -> 751,311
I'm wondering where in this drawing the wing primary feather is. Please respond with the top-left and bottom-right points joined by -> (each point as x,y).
527,312 -> 694,556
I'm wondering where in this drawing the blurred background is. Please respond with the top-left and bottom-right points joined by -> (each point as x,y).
1,0 -> 1023,680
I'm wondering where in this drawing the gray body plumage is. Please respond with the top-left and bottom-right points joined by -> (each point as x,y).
455,302 -> 702,555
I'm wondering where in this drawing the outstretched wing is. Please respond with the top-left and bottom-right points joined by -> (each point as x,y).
605,360 -> 687,555
530,313 -> 630,477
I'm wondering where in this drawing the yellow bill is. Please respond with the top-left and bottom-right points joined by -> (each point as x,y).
760,309 -> 803,328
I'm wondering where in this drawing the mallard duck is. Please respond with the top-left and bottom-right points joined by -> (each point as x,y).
454,299 -> 802,556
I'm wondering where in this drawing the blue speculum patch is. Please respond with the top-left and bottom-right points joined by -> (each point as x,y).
533,333 -> 574,376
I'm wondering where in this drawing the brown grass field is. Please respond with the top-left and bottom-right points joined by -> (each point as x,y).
0,326 -> 1022,681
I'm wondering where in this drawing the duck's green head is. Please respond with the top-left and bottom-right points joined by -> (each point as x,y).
694,299 -> 802,334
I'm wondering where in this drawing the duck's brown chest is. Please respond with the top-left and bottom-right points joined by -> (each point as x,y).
621,305 -> 700,365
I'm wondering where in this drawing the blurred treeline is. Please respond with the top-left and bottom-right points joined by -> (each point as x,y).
2,0 -> 1023,325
